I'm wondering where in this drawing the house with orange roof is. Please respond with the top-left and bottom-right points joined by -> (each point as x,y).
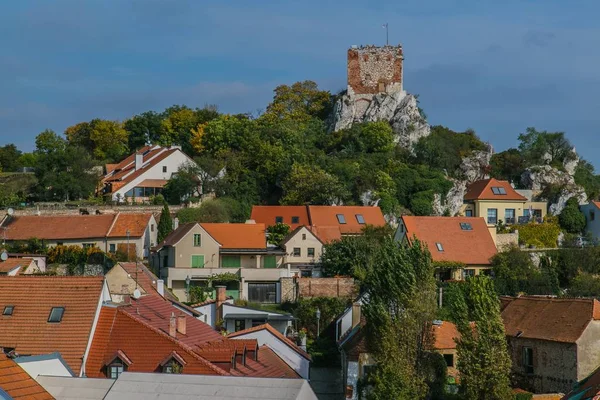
0,212 -> 157,259
105,262 -> 177,303
101,145 -> 199,203
0,353 -> 54,400
0,256 -> 39,276
432,320 -> 460,380
461,178 -> 547,227
502,296 -> 600,394
151,221 -> 288,302
396,216 -> 497,280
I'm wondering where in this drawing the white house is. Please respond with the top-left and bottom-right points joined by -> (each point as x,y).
581,201 -> 600,244
102,145 -> 198,202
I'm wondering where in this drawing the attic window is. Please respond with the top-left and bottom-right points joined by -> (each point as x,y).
48,307 -> 65,323
336,214 -> 346,224
291,216 -> 300,224
491,187 -> 507,195
162,358 -> 184,374
435,243 -> 444,252
460,222 -> 473,231
275,216 -> 283,224
356,214 -> 365,224
3,306 -> 14,316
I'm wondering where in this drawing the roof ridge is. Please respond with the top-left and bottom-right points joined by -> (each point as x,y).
106,212 -> 121,237
228,323 -> 311,360
116,307 -> 229,375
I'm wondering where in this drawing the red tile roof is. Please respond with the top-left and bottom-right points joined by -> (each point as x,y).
308,226 -> 342,244
250,206 -> 309,230
432,321 -> 459,350
138,179 -> 168,188
116,262 -> 177,302
401,216 -> 497,266
0,276 -> 105,375
308,206 -> 386,234
201,223 -> 266,249
464,178 -> 527,201
108,213 -> 153,238
228,323 -> 312,360
0,258 -> 28,274
106,149 -> 178,192
233,345 -> 300,378
0,354 -> 54,399
502,296 -> 600,343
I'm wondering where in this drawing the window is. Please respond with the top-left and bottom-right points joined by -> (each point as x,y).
48,307 -> 65,323
162,360 -> 183,374
248,283 -> 277,303
356,214 -> 365,224
523,347 -> 534,374
464,269 -> 475,278
235,319 -> 246,332
444,354 -> 454,368
465,209 -> 473,217
293,248 -> 301,257
263,255 -> 277,268
275,216 -> 283,224
307,248 -> 315,257
191,255 -> 204,268
491,186 -> 507,195
3,306 -> 14,316
193,234 -> 201,247
487,208 -> 498,224
252,319 -> 267,327
435,243 -> 444,252
151,224 -> 155,232
222,255 -> 241,268
505,209 -> 516,224
291,216 -> 300,224
459,222 -> 472,231
591,211 -> 596,221
82,243 -> 94,249
302,234 -> 306,240
336,214 -> 346,224
109,244 -> 116,253
108,362 -> 124,379
162,166 -> 167,173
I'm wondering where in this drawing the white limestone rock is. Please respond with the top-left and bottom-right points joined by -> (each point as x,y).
432,179 -> 467,216
458,145 -> 493,183
548,186 -> 587,216
563,148 -> 580,176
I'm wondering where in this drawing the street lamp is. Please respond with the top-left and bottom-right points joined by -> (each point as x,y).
316,308 -> 321,336
185,275 -> 191,301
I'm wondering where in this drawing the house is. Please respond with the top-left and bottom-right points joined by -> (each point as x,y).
251,205 -> 387,244
151,222 -> 289,302
0,213 -> 157,259
561,364 -> 600,400
0,276 -> 111,377
0,353 -> 54,400
432,320 -> 460,380
86,294 -> 300,380
101,145 -> 198,203
228,323 -> 312,379
105,262 -> 177,303
501,296 -> 600,394
14,352 -> 75,379
395,216 -> 497,280
580,201 -> 600,243
461,178 -> 547,227
38,372 -> 318,400
280,226 -> 324,276
0,256 -> 39,276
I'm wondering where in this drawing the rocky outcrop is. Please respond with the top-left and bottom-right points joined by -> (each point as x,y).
563,148 -> 580,176
458,145 -> 493,183
432,180 -> 467,216
330,90 -> 430,149
548,186 -> 587,215
521,165 -> 587,215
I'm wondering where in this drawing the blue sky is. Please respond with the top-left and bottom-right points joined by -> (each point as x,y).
1,0 -> 600,165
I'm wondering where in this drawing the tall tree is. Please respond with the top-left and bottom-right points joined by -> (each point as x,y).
450,276 -> 512,400
88,119 -> 129,161
0,144 -> 23,172
124,111 -> 165,150
280,163 -> 348,205
157,202 -> 173,243
262,81 -> 333,122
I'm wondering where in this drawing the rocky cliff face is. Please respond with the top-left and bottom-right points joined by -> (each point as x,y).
330,90 -> 430,149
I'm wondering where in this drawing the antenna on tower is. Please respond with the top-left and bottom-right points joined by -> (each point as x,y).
382,23 -> 389,45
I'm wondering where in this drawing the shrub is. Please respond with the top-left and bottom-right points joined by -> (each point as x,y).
558,198 -> 586,234
517,221 -> 560,248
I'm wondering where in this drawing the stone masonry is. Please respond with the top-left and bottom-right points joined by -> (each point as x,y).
347,45 -> 403,96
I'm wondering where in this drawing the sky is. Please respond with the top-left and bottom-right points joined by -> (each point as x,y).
1,0 -> 600,165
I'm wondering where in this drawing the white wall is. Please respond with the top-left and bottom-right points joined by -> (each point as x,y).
582,204 -> 600,240
16,357 -> 73,378
194,303 -> 215,326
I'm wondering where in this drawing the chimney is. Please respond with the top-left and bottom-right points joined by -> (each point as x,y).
351,302 -> 361,329
135,153 -> 143,171
215,285 -> 227,323
177,314 -> 186,335
173,217 -> 179,231
169,312 -> 177,337
156,279 -> 165,297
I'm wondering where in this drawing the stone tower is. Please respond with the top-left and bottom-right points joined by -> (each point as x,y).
347,44 -> 403,96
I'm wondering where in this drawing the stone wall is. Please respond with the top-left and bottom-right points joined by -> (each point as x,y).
12,204 -> 184,216
496,232 -> 519,251
280,277 -> 296,303
347,45 -> 403,95
297,277 -> 358,299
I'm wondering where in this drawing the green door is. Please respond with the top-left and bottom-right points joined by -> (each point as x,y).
222,255 -> 241,268
192,255 -> 205,268
263,255 -> 277,268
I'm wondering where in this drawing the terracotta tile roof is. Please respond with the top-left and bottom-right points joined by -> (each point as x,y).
109,145 -> 152,173
250,206 -> 309,229
107,149 -> 178,192
432,321 -> 459,350
138,179 -> 168,188
201,223 -> 266,249
0,276 -> 105,375
401,216 -> 497,265
155,223 -> 196,248
308,206 -> 386,234
0,354 -> 54,399
116,262 -> 177,302
464,178 -> 527,201
108,213 -> 153,238
501,296 -> 600,343
105,163 -> 119,174
308,226 -> 342,244
233,345 -> 300,379
1,214 -> 117,241
0,258 -> 27,274
228,323 -> 312,360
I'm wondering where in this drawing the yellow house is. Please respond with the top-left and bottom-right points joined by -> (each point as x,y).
461,178 -> 547,227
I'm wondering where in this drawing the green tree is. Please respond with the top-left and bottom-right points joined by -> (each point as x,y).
0,144 -> 23,172
176,199 -> 231,224
124,111 -> 165,150
266,223 -> 290,245
490,148 -> 526,185
262,81 -> 332,122
518,127 -> 575,168
157,202 -> 173,243
558,198 -> 586,234
281,164 -> 348,205
162,163 -> 203,204
491,247 -> 558,296
450,276 -> 512,400
574,160 -> 600,200
88,119 -> 129,161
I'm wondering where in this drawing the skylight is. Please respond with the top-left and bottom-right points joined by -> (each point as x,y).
48,307 -> 65,323
435,243 -> 444,252
460,222 -> 473,231
336,214 -> 346,224
491,187 -> 507,195
3,306 -> 13,316
355,214 -> 365,224
275,216 -> 283,224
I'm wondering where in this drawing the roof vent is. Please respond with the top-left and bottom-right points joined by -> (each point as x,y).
432,320 -> 443,326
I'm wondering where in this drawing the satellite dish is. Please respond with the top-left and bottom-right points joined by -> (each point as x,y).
0,252 -> 7,261
133,289 -> 141,299
7,208 -> 13,216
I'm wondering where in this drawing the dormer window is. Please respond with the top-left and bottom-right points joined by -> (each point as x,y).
48,307 -> 65,323
275,216 -> 283,224
3,306 -> 14,316
435,243 -> 444,252
106,350 -> 132,379
160,352 -> 186,374
336,214 -> 346,224
491,187 -> 507,195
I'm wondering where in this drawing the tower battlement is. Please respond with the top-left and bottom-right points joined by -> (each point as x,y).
347,44 -> 403,95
